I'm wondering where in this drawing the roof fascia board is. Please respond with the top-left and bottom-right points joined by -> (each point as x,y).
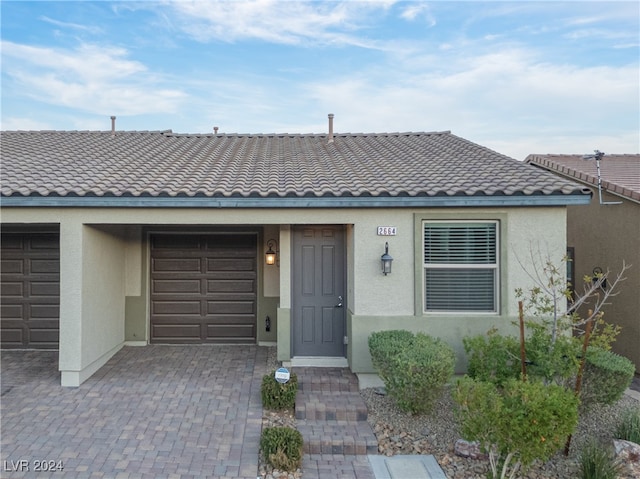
1,195 -> 591,208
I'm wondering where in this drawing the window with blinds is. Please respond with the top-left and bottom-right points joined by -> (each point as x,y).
423,221 -> 498,313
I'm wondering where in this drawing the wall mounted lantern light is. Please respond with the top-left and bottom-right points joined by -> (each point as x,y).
265,239 -> 279,266
592,266 -> 607,290
381,242 -> 393,275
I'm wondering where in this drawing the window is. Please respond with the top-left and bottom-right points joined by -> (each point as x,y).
566,247 -> 575,305
423,221 -> 498,313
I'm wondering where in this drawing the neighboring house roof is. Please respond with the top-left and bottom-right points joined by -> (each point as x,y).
526,154 -> 640,203
1,130 -> 591,208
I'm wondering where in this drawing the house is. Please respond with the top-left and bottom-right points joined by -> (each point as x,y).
0,117 -> 592,387
527,153 -> 640,371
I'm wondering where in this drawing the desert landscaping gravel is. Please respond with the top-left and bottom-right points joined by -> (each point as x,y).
259,347 -> 638,479
361,384 -> 639,479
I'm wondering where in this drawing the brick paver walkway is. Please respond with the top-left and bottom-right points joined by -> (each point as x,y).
1,345 -> 267,479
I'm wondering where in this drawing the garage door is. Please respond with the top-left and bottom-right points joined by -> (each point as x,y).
150,233 -> 257,343
1,231 -> 60,349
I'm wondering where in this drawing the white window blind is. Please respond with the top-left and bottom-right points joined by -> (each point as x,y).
423,222 -> 498,312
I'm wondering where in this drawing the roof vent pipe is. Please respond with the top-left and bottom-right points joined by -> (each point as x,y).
214,126 -> 219,134
328,113 -> 334,144
110,116 -> 116,136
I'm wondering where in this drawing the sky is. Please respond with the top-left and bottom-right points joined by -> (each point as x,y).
1,1 -> 638,160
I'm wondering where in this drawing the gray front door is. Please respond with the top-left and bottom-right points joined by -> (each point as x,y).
292,226 -> 346,357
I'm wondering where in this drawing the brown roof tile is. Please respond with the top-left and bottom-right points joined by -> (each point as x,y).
1,130 -> 590,200
526,153 -> 640,202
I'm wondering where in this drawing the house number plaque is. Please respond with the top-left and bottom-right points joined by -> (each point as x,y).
377,226 -> 397,236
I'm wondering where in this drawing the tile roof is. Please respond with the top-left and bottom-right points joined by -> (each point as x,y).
1,130 -> 590,200
526,154 -> 640,203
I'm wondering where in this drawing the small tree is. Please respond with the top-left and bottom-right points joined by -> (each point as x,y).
460,248 -> 634,469
515,248 -> 629,355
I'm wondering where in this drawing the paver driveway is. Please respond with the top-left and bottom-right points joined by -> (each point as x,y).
1,345 -> 267,479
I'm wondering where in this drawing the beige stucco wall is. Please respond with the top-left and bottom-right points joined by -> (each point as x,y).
345,207 -> 568,373
57,222 -> 127,386
80,226 -> 126,364
567,191 -> 640,370
124,226 -> 147,342
2,205 -> 568,382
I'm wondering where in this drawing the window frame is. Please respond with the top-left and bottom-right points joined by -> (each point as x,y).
421,219 -> 500,315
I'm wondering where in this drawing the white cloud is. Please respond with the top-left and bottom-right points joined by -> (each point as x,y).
163,0 -> 389,48
1,40 -> 187,116
298,48 -> 639,158
39,15 -> 103,34
399,3 -> 435,26
1,1 -> 636,160
3,42 -> 146,81
0,117 -> 53,131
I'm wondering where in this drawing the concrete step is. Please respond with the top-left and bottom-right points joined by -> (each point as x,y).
297,419 -> 379,455
291,367 -> 377,456
295,367 -> 360,394
295,389 -> 368,421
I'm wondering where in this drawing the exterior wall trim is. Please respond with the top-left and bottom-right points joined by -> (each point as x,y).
1,194 -> 591,208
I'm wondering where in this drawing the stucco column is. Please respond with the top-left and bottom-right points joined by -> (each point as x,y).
277,226 -> 292,361
59,223 -> 126,387
58,221 -> 84,386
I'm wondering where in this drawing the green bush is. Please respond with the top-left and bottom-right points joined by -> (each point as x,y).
615,406 -> 640,444
579,439 -> 622,479
369,330 -> 455,414
581,348 -> 635,406
368,329 -> 415,381
463,328 -> 582,387
463,331 -> 521,385
525,327 -> 581,384
454,377 -> 579,476
368,329 -> 417,392
261,372 -> 298,410
260,427 -> 303,471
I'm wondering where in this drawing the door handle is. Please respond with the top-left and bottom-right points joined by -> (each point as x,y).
335,295 -> 343,308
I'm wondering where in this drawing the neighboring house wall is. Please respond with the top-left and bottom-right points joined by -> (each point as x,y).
567,189 -> 640,370
3,205 -> 568,381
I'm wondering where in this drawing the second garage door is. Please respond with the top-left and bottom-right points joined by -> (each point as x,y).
150,233 -> 257,343
1,230 -> 60,349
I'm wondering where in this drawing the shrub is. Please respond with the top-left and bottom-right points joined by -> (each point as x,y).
454,376 -> 579,478
580,348 -> 635,407
368,329 -> 415,382
261,371 -> 298,410
369,330 -> 455,414
525,327 -> 581,384
463,328 -> 582,387
615,406 -> 640,444
579,438 -> 622,479
463,331 -> 521,385
260,427 -> 303,471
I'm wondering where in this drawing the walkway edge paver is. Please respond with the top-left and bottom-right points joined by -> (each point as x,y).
368,455 -> 447,479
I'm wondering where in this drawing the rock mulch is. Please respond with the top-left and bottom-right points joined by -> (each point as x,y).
258,408 -> 302,479
614,439 -> 640,479
258,347 -> 639,479
361,385 -> 640,479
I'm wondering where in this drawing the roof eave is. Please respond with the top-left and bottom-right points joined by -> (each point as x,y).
0,194 -> 592,208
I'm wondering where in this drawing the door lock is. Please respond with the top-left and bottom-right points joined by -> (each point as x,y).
335,295 -> 343,308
